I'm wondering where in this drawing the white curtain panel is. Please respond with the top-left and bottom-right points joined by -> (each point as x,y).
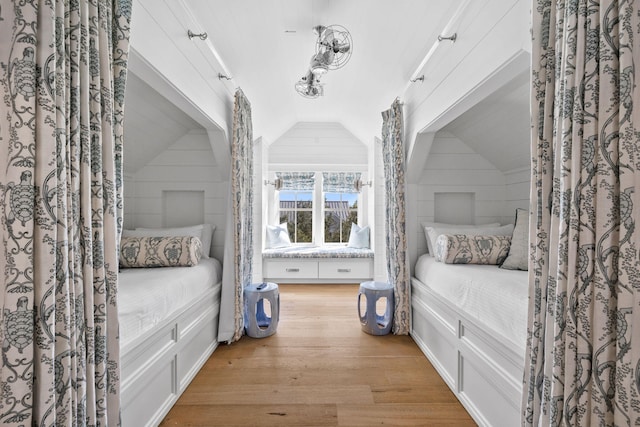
524,0 -> 640,425
381,99 -> 410,335
219,89 -> 254,343
0,0 -> 131,424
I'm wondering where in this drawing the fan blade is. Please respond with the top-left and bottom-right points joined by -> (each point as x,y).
332,42 -> 350,54
322,27 -> 335,42
322,49 -> 335,64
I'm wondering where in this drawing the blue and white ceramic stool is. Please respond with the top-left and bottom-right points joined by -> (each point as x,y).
244,282 -> 279,338
358,281 -> 394,335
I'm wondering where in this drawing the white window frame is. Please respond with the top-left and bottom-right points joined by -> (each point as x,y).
268,168 -> 367,247
278,189 -> 314,244
322,189 -> 359,244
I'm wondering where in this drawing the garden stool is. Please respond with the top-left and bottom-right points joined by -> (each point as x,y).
244,282 -> 279,338
358,281 -> 394,335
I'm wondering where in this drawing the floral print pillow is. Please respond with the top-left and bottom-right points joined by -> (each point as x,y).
120,236 -> 202,268
435,234 -> 512,265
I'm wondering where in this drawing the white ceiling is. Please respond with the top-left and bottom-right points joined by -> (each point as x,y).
186,0 -> 465,144
123,0 -> 531,174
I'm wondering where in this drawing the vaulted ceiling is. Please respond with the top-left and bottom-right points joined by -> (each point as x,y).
124,0 -> 531,174
183,0 -> 466,144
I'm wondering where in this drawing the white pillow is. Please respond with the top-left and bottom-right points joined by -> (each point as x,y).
422,222 -> 500,256
425,223 -> 513,257
347,224 -> 370,249
199,224 -> 215,258
500,209 -> 529,270
123,224 -> 215,258
266,223 -> 291,249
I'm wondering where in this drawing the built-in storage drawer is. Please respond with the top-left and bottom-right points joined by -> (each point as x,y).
263,257 -> 374,283
262,259 -> 318,279
318,259 -> 372,279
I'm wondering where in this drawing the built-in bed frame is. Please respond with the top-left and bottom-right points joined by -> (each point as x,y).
119,282 -> 222,426
411,276 -> 524,427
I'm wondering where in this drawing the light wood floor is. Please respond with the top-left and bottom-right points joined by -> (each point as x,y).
160,284 -> 476,426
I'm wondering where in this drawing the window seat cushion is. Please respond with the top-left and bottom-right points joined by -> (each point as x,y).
263,245 -> 374,259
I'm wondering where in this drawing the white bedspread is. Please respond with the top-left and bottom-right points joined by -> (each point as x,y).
118,257 -> 222,348
414,255 -> 528,351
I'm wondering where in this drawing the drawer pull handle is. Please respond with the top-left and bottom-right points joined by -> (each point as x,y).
286,268 -> 300,272
337,268 -> 351,273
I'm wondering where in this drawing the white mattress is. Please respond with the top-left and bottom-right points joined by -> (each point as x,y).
118,257 -> 222,348
413,255 -> 529,350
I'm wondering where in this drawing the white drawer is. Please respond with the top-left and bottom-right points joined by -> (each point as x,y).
318,259 -> 372,279
263,259 -> 318,279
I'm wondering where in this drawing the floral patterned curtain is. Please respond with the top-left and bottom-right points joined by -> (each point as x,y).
0,1 -> 131,425
275,172 -> 315,191
322,172 -> 361,193
381,99 -> 410,335
219,89 -> 253,343
523,0 -> 640,425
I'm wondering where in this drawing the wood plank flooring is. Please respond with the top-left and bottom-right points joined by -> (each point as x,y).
159,284 -> 476,426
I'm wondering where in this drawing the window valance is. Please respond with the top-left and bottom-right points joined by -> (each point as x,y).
322,172 -> 361,193
275,172 -> 316,191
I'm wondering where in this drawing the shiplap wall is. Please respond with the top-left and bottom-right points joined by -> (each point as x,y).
505,167 -> 531,218
261,121 -> 372,280
266,121 -> 370,227
123,173 -> 135,230
123,130 -> 227,261
412,131 -> 515,268
268,122 -> 368,166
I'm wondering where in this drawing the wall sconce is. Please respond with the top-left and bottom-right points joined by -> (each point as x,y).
354,179 -> 372,192
265,178 -> 282,190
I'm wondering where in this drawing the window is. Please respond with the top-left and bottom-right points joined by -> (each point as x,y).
276,172 -> 316,244
324,192 -> 358,243
279,190 -> 313,243
273,171 -> 364,245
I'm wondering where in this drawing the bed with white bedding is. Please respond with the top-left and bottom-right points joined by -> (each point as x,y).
119,257 -> 222,427
411,254 -> 528,427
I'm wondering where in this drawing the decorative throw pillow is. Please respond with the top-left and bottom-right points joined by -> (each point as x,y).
425,223 -> 513,257
435,234 -> 512,265
120,236 -> 202,268
124,224 -> 215,258
500,209 -> 529,271
347,224 -> 370,248
266,223 -> 291,248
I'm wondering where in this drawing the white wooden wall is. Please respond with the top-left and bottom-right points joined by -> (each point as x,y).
266,122 -> 370,228
123,130 -> 227,261
268,122 -> 368,167
411,132 -> 521,269
260,122 -> 371,279
505,167 -> 531,216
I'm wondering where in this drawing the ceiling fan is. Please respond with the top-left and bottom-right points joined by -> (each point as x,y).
295,24 -> 352,98
294,71 -> 324,99
312,25 -> 353,71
